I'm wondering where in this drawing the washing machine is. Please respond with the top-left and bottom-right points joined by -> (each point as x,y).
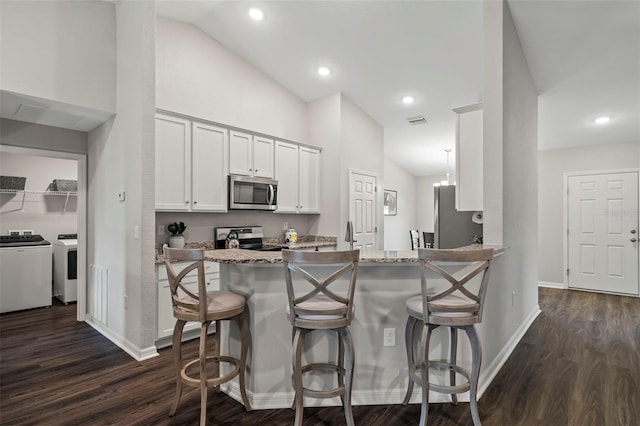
53,233 -> 77,304
0,235 -> 52,313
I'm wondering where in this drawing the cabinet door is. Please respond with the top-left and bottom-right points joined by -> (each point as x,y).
155,114 -> 191,211
252,136 -> 274,178
274,141 -> 299,213
454,105 -> 483,211
298,147 -> 320,213
229,130 -> 252,176
192,122 -> 228,211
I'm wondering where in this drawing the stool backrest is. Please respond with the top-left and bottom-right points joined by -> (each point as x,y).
282,249 -> 360,328
418,248 -> 494,325
410,229 -> 420,250
163,247 -> 208,320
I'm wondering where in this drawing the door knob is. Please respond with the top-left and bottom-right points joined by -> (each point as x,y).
632,238 -> 638,243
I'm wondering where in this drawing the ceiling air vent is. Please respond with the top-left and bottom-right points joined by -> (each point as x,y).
406,115 -> 427,126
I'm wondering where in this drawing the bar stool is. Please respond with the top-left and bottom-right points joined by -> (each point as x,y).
163,247 -> 251,425
402,248 -> 494,426
282,249 -> 360,426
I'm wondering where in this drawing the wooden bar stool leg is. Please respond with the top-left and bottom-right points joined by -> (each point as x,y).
292,328 -> 305,426
450,327 -> 458,405
466,325 -> 482,426
237,309 -> 252,410
170,319 -> 187,416
199,321 -> 212,426
338,329 -> 345,405
419,324 -> 434,426
213,320 -> 221,392
339,326 -> 355,426
402,316 -> 418,405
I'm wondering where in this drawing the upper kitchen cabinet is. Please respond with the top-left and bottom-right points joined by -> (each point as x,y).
275,141 -> 320,214
229,131 -> 274,178
155,113 -> 228,212
453,103 -> 483,212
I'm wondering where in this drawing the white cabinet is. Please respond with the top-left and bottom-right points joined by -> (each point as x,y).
229,130 -> 274,178
155,113 -> 228,212
156,261 -> 220,341
274,141 -> 320,214
453,103 -> 483,211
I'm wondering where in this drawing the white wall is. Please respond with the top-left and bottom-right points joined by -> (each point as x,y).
1,119 -> 87,154
538,142 -> 640,285
87,0 -> 156,359
383,156 -> 418,250
477,0 -> 539,394
0,152 -> 77,242
0,0 -> 116,113
339,95 -> 385,250
156,17 -> 307,143
308,94 -> 341,239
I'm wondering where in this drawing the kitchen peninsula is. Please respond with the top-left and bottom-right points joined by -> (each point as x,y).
197,246 -> 505,409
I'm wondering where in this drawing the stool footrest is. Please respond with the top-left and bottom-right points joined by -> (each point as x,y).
408,361 -> 472,395
293,362 -> 347,400
180,355 -> 240,388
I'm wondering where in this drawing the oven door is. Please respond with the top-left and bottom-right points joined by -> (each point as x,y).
229,175 -> 278,210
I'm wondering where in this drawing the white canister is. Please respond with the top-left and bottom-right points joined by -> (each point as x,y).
284,228 -> 297,244
169,234 -> 185,248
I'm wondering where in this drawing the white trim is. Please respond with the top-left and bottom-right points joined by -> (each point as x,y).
0,145 -> 87,322
222,304 -> 541,409
85,317 -> 159,361
564,168 -> 640,293
538,281 -> 566,289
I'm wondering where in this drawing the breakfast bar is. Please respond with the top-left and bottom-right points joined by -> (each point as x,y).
202,246 -> 505,410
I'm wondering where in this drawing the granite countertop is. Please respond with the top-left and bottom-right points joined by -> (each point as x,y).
156,243 -> 506,265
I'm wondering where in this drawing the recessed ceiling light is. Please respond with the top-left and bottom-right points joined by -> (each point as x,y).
594,116 -> 610,124
317,66 -> 331,76
402,96 -> 414,104
249,8 -> 264,21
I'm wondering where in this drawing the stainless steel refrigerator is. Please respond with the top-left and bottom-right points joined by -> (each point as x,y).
434,185 -> 482,249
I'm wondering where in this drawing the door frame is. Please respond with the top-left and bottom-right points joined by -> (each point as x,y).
563,168 -> 640,293
0,144 -> 87,320
348,168 -> 379,250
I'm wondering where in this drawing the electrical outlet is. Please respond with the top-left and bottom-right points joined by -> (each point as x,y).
22,230 -> 33,236
8,230 -> 20,236
283,221 -> 288,231
117,191 -> 125,201
383,328 -> 396,347
134,225 -> 139,240
157,225 -> 164,235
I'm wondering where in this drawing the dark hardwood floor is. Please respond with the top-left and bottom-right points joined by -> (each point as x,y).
1,288 -> 639,425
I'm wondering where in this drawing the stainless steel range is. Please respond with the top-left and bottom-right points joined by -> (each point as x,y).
214,226 -> 282,251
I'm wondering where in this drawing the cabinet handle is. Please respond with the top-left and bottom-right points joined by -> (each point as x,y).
632,238 -> 638,243
193,200 -> 197,204
185,201 -> 189,204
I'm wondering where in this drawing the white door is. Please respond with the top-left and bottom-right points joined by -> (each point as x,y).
229,130 -> 252,176
274,141 -> 299,213
192,122 -> 228,211
298,147 -> 320,213
155,114 -> 190,211
349,170 -> 377,250
567,171 -> 639,295
252,136 -> 274,178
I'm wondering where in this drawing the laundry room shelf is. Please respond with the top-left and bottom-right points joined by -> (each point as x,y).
0,189 -> 78,212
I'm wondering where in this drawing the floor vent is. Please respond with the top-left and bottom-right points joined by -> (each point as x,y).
89,264 -> 108,325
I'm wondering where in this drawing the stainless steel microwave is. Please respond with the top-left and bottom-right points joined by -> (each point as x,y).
228,174 -> 278,210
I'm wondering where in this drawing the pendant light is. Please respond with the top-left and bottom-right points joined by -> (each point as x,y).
441,148 -> 452,186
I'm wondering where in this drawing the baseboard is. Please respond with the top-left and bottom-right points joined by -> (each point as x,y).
222,306 -> 542,409
85,316 -> 159,361
538,281 -> 566,289
476,304 -> 541,399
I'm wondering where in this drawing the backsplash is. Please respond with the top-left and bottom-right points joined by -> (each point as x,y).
155,211 -> 320,245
